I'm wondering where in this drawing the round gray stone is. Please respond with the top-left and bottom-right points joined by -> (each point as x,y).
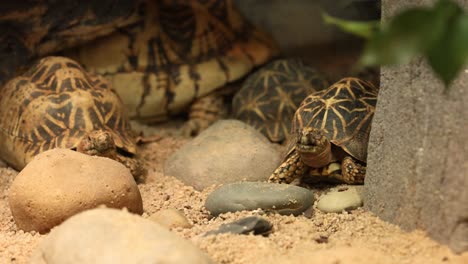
164,120 -> 281,191
317,186 -> 364,213
205,182 -> 314,216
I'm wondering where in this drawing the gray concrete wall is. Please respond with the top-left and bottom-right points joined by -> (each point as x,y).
364,0 -> 468,253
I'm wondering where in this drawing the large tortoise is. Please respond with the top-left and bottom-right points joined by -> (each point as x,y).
232,58 -> 329,143
0,56 -> 144,180
268,77 -> 378,184
0,0 -> 141,85
1,0 -> 278,136
67,0 -> 279,135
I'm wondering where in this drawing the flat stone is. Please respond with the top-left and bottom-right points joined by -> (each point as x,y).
317,186 -> 364,213
164,120 -> 281,191
148,208 -> 192,229
204,216 -> 272,236
30,208 -> 213,264
205,182 -> 314,216
8,148 -> 143,233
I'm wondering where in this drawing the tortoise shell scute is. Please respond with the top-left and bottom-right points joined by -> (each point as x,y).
232,58 -> 329,142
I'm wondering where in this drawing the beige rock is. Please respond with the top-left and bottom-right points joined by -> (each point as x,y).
316,186 -> 364,213
8,148 -> 143,233
149,208 -> 192,229
30,208 -> 213,264
164,120 -> 281,191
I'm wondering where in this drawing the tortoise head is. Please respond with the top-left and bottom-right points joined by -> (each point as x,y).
295,127 -> 332,168
76,130 -> 117,159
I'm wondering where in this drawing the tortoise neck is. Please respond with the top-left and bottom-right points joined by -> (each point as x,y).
298,140 -> 332,168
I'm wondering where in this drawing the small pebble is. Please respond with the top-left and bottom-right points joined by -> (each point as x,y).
316,186 -> 364,213
205,182 -> 314,216
149,208 -> 192,229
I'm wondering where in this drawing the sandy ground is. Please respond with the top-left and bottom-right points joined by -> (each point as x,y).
0,120 -> 467,264
0,43 -> 466,263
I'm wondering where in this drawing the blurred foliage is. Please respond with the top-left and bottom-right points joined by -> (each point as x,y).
322,12 -> 379,38
323,0 -> 468,88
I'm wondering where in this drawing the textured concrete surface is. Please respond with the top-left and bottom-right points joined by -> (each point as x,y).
364,0 -> 468,253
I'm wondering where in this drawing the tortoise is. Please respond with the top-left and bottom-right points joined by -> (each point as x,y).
232,58 -> 329,143
268,77 -> 378,184
0,56 -> 145,180
66,0 -> 279,136
0,0 -> 141,85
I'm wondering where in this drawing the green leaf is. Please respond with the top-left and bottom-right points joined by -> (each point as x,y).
360,8 -> 444,66
427,14 -> 468,87
321,11 -> 379,39
360,0 -> 463,67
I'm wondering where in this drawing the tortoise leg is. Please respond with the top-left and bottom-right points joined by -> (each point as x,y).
334,156 -> 366,184
115,155 -> 147,182
77,130 -> 146,181
268,151 -> 308,184
180,93 -> 227,136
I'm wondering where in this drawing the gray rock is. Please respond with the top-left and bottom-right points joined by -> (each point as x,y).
364,0 -> 468,253
8,148 -> 143,234
204,216 -> 272,236
317,186 -> 364,213
164,120 -> 281,191
205,182 -> 314,216
30,208 -> 213,264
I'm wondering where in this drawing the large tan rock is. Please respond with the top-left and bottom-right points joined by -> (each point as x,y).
31,208 -> 213,264
164,120 -> 280,190
8,148 -> 143,233
164,120 -> 282,191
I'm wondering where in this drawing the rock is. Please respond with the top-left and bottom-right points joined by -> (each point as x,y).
30,208 -> 213,264
149,208 -> 192,229
364,0 -> 468,253
316,186 -> 364,213
205,182 -> 314,216
8,148 -> 143,233
204,216 -> 272,236
164,120 -> 281,191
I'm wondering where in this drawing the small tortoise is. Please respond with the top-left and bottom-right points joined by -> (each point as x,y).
232,59 -> 329,143
0,56 -> 144,180
67,0 -> 279,135
269,77 -> 378,184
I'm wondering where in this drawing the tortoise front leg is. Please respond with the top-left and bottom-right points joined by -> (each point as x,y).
180,93 -> 227,136
268,151 -> 308,184
335,156 -> 366,184
115,155 -> 147,182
